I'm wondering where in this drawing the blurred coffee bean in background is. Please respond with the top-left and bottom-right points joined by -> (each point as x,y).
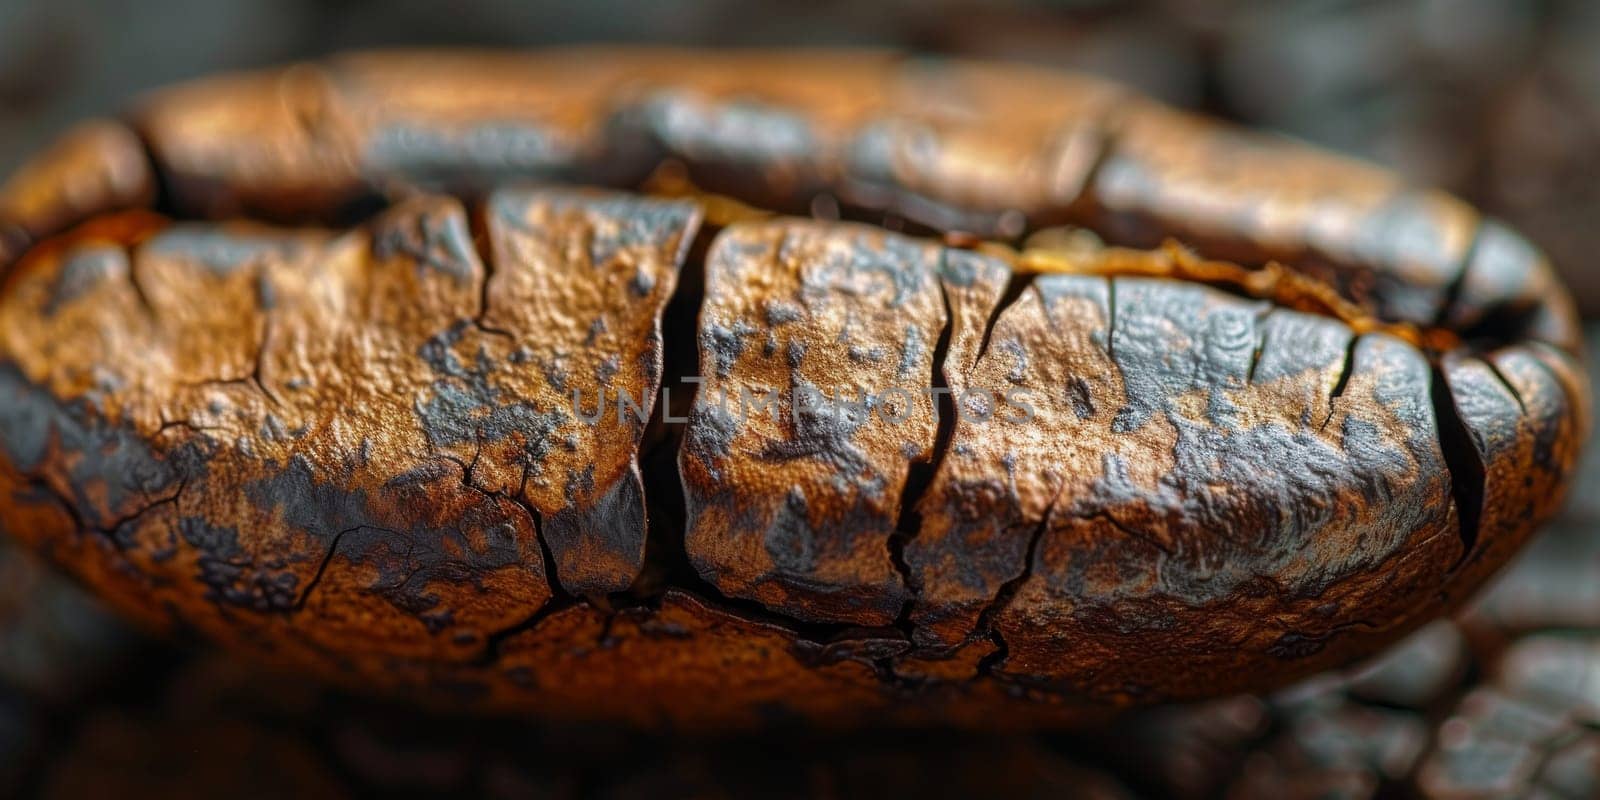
6,0 -> 1597,306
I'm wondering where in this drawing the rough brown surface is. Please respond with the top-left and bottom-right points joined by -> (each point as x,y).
0,49 -> 1587,727
3,333 -> 1600,797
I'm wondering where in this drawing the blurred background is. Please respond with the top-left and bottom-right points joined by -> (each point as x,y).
3,1 -> 1600,797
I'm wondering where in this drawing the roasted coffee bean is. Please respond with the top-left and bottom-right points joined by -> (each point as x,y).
0,50 -> 1586,727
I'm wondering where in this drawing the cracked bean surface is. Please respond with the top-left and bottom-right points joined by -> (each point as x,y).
0,49 -> 1587,727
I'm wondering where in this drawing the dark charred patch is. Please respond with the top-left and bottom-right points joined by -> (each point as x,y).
45,245 -> 125,314
372,198 -> 480,283
413,322 -> 569,471
179,516 -> 300,613
140,226 -> 303,274
543,468 -> 648,598
0,364 -> 197,529
364,120 -> 571,189
701,320 -> 755,378
763,488 -> 818,573
245,454 -> 527,619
